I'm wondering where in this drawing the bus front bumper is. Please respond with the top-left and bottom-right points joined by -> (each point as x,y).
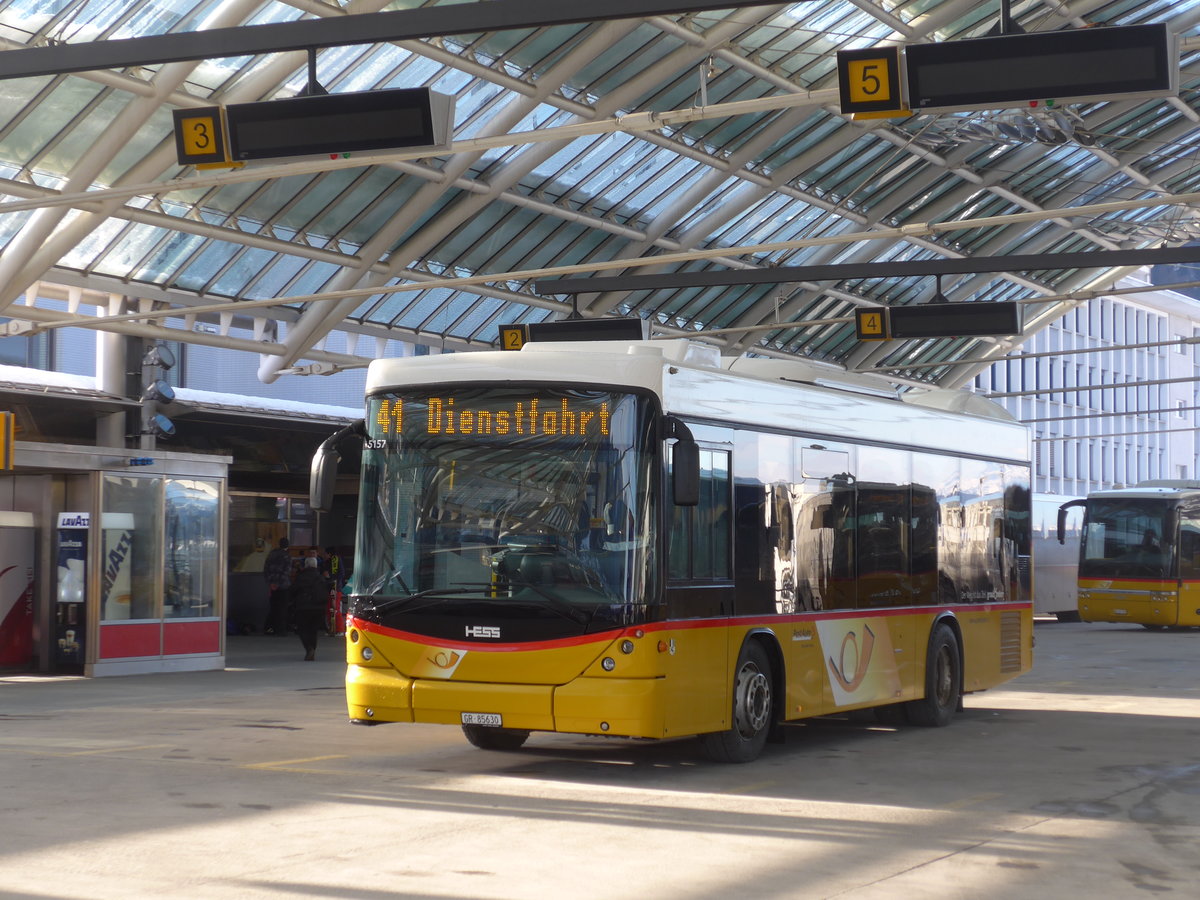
1079,590 -> 1176,625
346,664 -> 666,737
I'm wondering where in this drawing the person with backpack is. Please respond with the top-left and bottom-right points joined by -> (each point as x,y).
262,538 -> 292,635
289,556 -> 330,661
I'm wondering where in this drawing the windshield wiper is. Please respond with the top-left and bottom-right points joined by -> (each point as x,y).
366,579 -> 596,629
503,578 -> 593,627
367,583 -> 498,614
365,568 -> 412,597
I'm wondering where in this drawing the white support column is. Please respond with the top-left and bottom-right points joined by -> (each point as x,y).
95,294 -> 128,448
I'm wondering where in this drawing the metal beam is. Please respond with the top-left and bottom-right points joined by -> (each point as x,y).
1034,427 -> 1199,442
1024,406 -> 1200,424
536,247 -> 1200,295
861,332 -> 1200,372
0,1 -> 783,79
985,374 -> 1200,399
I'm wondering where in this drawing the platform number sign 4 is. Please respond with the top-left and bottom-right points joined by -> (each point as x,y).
855,308 -> 891,341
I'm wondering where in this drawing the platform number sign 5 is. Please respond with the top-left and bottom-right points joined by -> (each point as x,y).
837,47 -> 904,116
847,60 -> 888,104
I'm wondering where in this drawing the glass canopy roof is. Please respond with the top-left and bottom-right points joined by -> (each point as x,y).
1,0 -> 1199,389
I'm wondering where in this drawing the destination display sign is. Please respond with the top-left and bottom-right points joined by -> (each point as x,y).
372,392 -> 614,441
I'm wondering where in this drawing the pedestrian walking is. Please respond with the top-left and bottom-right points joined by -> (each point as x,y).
289,556 -> 330,661
262,538 -> 292,635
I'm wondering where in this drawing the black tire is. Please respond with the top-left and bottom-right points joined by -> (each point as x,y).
701,641 -> 774,763
1142,624 -> 1168,631
461,725 -> 530,751
1055,610 -> 1081,623
905,624 -> 961,727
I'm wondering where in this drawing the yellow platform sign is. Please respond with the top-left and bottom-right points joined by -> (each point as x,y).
0,411 -> 14,469
837,46 -> 905,117
499,324 -> 528,351
855,308 -> 891,341
172,106 -> 232,167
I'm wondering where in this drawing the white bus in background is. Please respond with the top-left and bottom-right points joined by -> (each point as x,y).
1032,493 -> 1084,621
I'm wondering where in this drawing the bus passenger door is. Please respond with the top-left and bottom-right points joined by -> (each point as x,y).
1177,502 -> 1200,627
664,446 -> 733,737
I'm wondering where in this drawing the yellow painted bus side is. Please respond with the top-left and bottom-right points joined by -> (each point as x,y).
345,602 -> 1031,739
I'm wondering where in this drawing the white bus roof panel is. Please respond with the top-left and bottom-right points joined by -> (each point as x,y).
366,341 -> 1029,463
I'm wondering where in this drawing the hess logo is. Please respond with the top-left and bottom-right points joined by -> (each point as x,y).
465,625 -> 500,639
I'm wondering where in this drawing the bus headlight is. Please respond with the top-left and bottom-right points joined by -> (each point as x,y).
361,646 -> 374,661
601,657 -> 616,671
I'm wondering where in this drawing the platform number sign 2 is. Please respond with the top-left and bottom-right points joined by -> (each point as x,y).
499,324 -> 527,351
837,47 -> 904,116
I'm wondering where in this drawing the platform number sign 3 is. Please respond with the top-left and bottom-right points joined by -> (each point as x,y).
171,106 -> 229,167
181,116 -> 215,155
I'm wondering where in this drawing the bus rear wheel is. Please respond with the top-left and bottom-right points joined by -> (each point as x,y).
702,641 -> 773,763
905,624 -> 960,727
462,725 -> 530,751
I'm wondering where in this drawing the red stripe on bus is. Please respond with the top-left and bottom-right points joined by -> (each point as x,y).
1079,578 -> 1176,587
351,600 -> 1030,654
353,618 -> 618,653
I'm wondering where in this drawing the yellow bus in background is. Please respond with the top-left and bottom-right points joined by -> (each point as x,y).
1060,481 -> 1200,629
313,337 -> 1033,762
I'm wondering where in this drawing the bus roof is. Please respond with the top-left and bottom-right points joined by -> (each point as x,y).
1087,483 -> 1200,502
366,340 -> 1029,463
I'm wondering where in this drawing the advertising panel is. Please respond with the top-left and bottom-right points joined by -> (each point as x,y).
101,513 -> 135,620
0,512 -> 35,668
56,512 -> 89,669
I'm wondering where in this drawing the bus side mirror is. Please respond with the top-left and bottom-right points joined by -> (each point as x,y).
310,419 -> 365,513
310,446 -> 339,513
1056,499 -> 1086,544
673,440 -> 700,506
665,416 -> 699,507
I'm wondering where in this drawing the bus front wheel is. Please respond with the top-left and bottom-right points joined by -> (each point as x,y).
905,625 -> 960,727
702,641 -> 773,763
462,725 -> 530,751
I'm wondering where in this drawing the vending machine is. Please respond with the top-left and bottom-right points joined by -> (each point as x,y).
0,511 -> 35,669
56,512 -> 89,671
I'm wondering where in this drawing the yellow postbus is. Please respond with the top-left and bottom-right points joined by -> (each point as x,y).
313,337 -> 1032,762
1059,481 -> 1200,629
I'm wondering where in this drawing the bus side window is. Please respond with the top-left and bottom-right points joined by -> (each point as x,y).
1180,522 -> 1200,579
668,448 -> 731,581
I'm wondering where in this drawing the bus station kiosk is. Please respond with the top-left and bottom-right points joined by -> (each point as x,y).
0,442 -> 230,676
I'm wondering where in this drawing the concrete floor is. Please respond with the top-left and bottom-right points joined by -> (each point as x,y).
1,622 -> 1198,899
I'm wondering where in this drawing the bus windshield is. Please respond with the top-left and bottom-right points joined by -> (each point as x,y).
352,387 -> 659,635
1081,498 -> 1175,579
